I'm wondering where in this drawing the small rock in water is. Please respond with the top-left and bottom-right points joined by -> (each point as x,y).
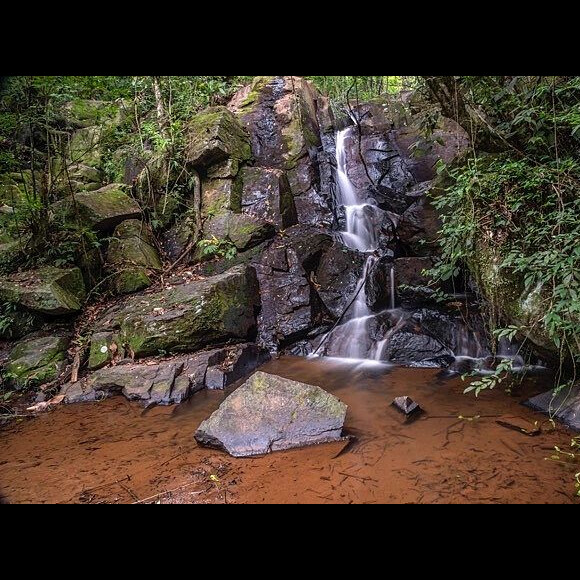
392,396 -> 422,417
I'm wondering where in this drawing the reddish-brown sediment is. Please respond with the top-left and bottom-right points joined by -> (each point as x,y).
0,357 -> 577,504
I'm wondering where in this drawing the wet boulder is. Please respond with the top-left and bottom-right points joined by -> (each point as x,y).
0,267 -> 86,315
395,257 -> 436,288
93,265 -> 260,358
195,371 -> 347,457
380,331 -> 453,366
106,219 -> 162,295
316,242 -> 365,318
525,387 -> 580,431
229,76 -> 332,226
240,167 -> 297,229
5,335 -> 69,389
397,195 -> 442,257
253,225 -> 333,351
186,106 -> 252,169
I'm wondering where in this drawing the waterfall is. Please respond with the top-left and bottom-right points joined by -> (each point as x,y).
389,265 -> 396,310
317,127 -> 383,361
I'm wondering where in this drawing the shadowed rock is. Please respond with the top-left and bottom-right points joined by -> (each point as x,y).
195,371 -> 347,457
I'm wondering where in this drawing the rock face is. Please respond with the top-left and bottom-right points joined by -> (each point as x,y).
5,335 -> 69,388
93,265 -> 260,357
229,76 -> 332,226
62,343 -> 270,405
195,371 -> 347,457
0,267 -> 86,315
525,387 -> 580,431
106,219 -> 162,294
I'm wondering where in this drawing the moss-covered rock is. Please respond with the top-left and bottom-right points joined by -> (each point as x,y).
0,267 -> 86,315
93,264 -> 260,357
468,241 -> 557,360
186,106 -> 252,169
87,331 -> 118,370
68,126 -> 102,168
106,219 -> 162,294
5,335 -> 69,389
65,99 -> 127,129
203,210 -> 275,254
0,171 -> 45,207
201,174 -> 243,218
74,184 -> 141,231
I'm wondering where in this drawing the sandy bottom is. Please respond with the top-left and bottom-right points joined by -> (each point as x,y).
0,356 -> 577,504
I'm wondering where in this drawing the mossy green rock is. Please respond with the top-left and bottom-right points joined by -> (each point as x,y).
66,99 -> 126,129
107,219 -> 162,294
5,335 -> 69,389
69,126 -> 102,167
195,371 -> 347,457
0,266 -> 86,315
88,331 -> 118,370
204,210 -> 275,253
75,184 -> 141,231
186,106 -> 252,168
0,171 -> 44,206
94,264 -> 260,357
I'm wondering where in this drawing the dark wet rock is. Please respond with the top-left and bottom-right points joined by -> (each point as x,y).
0,267 -> 86,315
5,335 -> 69,389
395,257 -> 436,288
73,184 -> 141,232
392,117 -> 469,183
186,106 -> 252,169
397,195 -> 442,257
94,264 -> 260,357
240,167 -> 297,229
204,210 -> 275,253
398,285 -> 439,309
365,256 -> 395,311
340,130 -> 415,215
380,332 -> 453,365
229,76 -> 332,226
410,309 -> 456,351
253,226 -> 333,351
316,242 -> 365,318
392,396 -> 421,416
106,220 -> 162,295
195,371 -> 347,457
204,343 -> 271,390
525,387 -> 580,431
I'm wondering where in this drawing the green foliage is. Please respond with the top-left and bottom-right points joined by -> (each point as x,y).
198,236 -> 237,260
424,76 -> 580,396
307,76 -> 415,103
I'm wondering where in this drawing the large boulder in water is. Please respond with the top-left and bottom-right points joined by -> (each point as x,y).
195,371 -> 347,457
92,264 -> 260,357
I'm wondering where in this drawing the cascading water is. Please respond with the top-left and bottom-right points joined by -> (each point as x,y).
316,127 -> 389,361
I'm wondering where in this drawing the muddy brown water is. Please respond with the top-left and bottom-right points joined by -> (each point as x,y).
0,356 -> 577,504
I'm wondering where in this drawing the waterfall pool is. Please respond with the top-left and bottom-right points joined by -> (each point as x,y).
0,357 -> 576,504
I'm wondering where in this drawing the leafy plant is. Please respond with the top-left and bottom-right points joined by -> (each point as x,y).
198,236 -> 237,261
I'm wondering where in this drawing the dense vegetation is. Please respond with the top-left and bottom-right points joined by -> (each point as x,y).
418,77 -> 580,397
